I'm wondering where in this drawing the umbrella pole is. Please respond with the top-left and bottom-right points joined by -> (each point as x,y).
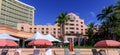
34,46 -> 36,49
18,41 -> 20,47
40,48 -> 42,55
106,47 -> 109,55
107,48 -> 109,55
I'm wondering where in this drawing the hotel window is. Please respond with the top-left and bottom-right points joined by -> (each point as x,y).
76,24 -> 79,26
46,31 -> 48,34
70,24 -> 74,26
54,32 -> 56,34
70,27 -> 74,30
68,38 -> 72,41
54,28 -> 56,30
73,16 -> 76,19
34,28 -> 37,33
58,28 -> 60,30
85,32 -> 88,34
81,25 -> 83,27
42,31 -> 44,34
76,28 -> 79,30
58,32 -> 60,34
34,28 -> 36,29
21,27 -> 24,31
66,28 -> 68,30
76,32 -> 79,34
46,28 -> 48,30
81,32 -> 83,34
66,23 -> 68,25
81,29 -> 83,32
70,20 -> 74,22
58,24 -> 60,27
81,22 -> 83,24
30,28 -> 32,32
42,28 -> 44,30
66,31 -> 68,34
74,38 -> 78,46
76,20 -> 78,22
34,31 -> 36,33
70,31 -> 74,34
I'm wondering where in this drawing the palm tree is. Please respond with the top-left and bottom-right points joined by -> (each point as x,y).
97,5 -> 115,39
101,22 -> 111,39
97,5 -> 114,22
56,12 -> 70,41
86,22 -> 95,46
114,0 -> 120,10
87,22 -> 95,39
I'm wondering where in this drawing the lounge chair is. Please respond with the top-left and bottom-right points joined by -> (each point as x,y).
45,48 -> 52,55
91,49 -> 98,55
33,50 -> 40,55
64,49 -> 70,55
100,51 -> 106,55
118,49 -> 120,55
75,49 -> 80,55
98,49 -> 107,55
1,49 -> 9,55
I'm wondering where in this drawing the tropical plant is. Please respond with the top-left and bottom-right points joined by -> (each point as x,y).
87,22 -> 95,38
97,5 -> 114,22
97,5 -> 116,39
86,22 -> 96,46
56,12 -> 70,41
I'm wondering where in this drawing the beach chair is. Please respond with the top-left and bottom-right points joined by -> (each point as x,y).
75,49 -> 80,55
118,49 -> 120,55
64,49 -> 70,55
100,50 -> 106,55
33,50 -> 40,55
45,48 -> 52,55
1,49 -> 9,55
91,49 -> 98,55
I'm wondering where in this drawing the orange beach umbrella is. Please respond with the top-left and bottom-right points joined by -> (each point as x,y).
94,40 -> 120,47
0,39 -> 18,47
28,39 -> 53,47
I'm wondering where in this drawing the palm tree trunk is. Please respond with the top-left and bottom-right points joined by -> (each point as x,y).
60,25 -> 63,41
62,24 -> 65,41
60,24 -> 65,42
78,37 -> 80,46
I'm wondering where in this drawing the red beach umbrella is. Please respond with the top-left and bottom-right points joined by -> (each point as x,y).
94,40 -> 120,55
94,40 -> 120,47
0,39 -> 18,47
68,40 -> 73,52
28,39 -> 53,47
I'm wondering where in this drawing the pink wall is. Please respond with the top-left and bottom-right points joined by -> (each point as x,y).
17,13 -> 88,40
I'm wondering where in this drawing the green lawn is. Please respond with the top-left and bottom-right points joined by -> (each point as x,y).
63,46 -> 119,49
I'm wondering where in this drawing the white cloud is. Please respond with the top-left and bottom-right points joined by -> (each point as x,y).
90,12 -> 96,18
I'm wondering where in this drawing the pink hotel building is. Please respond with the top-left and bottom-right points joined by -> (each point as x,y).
17,13 -> 88,45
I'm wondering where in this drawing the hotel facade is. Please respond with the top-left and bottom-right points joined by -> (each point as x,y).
0,0 -> 35,28
17,13 -> 88,46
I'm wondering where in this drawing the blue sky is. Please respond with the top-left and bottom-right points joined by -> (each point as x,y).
19,0 -> 116,25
